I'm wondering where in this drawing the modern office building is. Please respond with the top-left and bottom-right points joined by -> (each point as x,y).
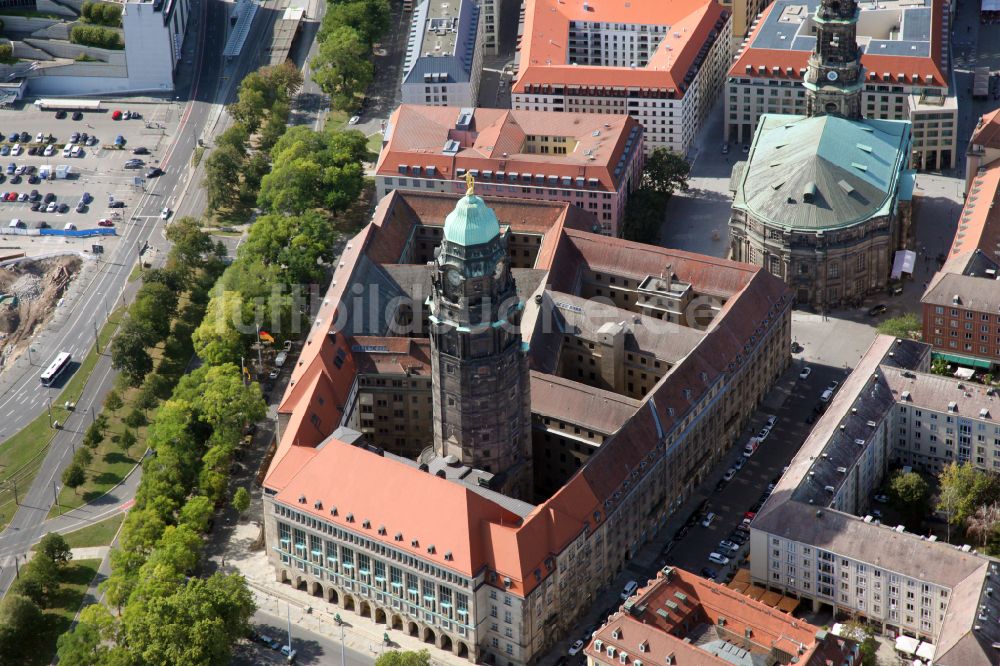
729,0 -> 914,309
400,0 -> 484,108
511,0 -> 732,156
375,105 -> 644,236
920,110 -> 1000,370
262,189 -> 792,665
725,0 -> 955,171
750,335 -> 1000,665
585,566 -> 858,666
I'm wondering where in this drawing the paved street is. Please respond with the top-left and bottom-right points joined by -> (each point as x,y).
235,604 -> 374,666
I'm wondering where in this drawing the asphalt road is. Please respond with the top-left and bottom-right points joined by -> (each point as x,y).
235,607 -> 374,666
0,0 -> 232,594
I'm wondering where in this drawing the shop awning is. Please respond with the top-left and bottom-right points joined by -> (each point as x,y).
984,0 -> 1000,11
933,351 -> 992,369
895,635 -> 920,655
954,367 -> 975,380
892,249 -> 916,280
916,643 -> 935,660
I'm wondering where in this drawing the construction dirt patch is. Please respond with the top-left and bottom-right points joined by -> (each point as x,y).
0,255 -> 81,370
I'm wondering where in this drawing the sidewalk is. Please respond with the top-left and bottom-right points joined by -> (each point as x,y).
221,522 -> 471,666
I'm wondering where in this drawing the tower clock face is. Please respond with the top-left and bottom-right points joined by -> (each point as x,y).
494,259 -> 505,280
827,70 -> 839,82
446,268 -> 462,287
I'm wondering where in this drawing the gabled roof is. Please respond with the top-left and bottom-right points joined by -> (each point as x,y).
969,108 -> 1000,150
732,114 -> 911,230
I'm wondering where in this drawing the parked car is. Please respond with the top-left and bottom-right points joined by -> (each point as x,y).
728,531 -> 748,545
700,566 -> 718,580
733,457 -> 745,471
18,132 -> 28,143
620,580 -> 638,600
34,132 -> 44,143
72,111 -> 83,120
43,144 -> 55,157
81,192 -> 92,204
756,426 -> 771,441
765,414 -> 778,428
10,144 -> 20,156
109,200 -> 125,208
718,540 -> 740,554
722,468 -> 736,482
43,193 -> 56,203
701,512 -> 716,528
568,640 -> 585,656
708,552 -> 730,566
146,167 -> 163,178
348,115 -> 361,125
868,304 -> 888,316
70,145 -> 82,158
55,110 -> 67,119
820,388 -> 834,403
799,366 -> 812,380
132,146 -> 150,155
873,494 -> 889,503
57,203 -> 69,213
16,192 -> 26,202
0,146 -> 9,156
743,439 -> 759,458
826,380 -> 840,393
30,202 -> 40,211
76,202 -> 86,213
69,132 -> 79,143
27,146 -> 38,156
9,174 -> 20,185
160,207 -> 171,220
112,109 -> 123,120
714,479 -> 728,492
45,202 -> 57,213
98,218 -> 114,227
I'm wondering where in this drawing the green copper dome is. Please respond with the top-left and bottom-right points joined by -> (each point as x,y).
443,193 -> 501,246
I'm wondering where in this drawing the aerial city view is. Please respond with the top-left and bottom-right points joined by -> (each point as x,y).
1,0 -> 1000,663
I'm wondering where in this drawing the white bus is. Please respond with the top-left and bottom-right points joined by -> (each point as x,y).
40,351 -> 71,386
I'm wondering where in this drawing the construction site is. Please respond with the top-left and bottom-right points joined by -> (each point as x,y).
0,254 -> 80,372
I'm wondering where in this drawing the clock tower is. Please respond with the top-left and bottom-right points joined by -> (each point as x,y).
429,176 -> 533,500
804,0 -> 863,119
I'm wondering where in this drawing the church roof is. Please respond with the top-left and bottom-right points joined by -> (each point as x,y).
732,113 -> 910,230
443,193 -> 501,246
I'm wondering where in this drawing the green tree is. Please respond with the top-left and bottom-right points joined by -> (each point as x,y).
938,462 -> 1000,532
13,555 -> 60,606
104,389 -> 124,412
180,494 -> 215,533
876,313 -> 920,339
73,446 -> 94,469
165,217 -> 216,270
38,532 -> 72,564
842,620 -> 880,666
641,148 -> 690,196
320,0 -> 390,47
311,27 -> 373,110
62,462 -> 86,494
82,421 -> 103,449
0,43 -> 13,62
56,619 -> 107,666
888,470 -> 930,531
124,407 -> 148,429
120,573 -> 256,665
620,189 -> 666,244
931,357 -> 950,375
232,486 -> 251,516
119,428 -> 138,455
376,650 -> 433,666
0,594 -> 43,662
204,145 -> 248,213
111,323 -> 154,387
966,502 -> 1000,550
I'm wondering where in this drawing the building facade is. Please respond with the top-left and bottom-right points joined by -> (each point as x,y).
375,106 -> 644,236
511,0 -> 731,156
262,190 -> 792,666
729,0 -> 914,309
920,110 -> 1000,371
749,335 -> 1000,664
400,0 -> 483,108
725,0 -> 956,171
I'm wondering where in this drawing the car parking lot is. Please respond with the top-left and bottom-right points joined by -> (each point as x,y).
0,102 -> 176,255
658,362 -> 850,581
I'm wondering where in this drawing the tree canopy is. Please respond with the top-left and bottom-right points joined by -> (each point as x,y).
311,27 -> 373,110
641,148 -> 690,196
376,650 -> 433,666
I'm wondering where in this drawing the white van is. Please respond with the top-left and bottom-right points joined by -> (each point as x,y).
620,580 -> 638,600
701,512 -> 716,528
62,144 -> 72,158
8,218 -> 22,228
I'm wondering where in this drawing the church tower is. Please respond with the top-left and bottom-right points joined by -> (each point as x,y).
804,0 -> 864,119
429,176 -> 533,500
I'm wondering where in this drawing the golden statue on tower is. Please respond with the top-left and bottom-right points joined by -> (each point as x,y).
465,171 -> 475,196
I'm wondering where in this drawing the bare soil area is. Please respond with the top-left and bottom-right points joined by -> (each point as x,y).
0,255 -> 81,369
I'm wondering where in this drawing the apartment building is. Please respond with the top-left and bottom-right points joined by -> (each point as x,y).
263,190 -> 792,665
376,106 -> 644,236
750,335 -> 1000,665
585,566 -> 858,666
511,0 -> 732,156
921,110 -> 1000,370
726,0 -> 956,171
400,0 -> 483,108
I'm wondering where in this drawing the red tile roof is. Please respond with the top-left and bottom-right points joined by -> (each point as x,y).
940,158 -> 1000,273
729,0 -> 947,88
377,106 -> 643,192
513,0 -> 727,98
970,108 -> 1000,150
586,567 -> 856,666
265,190 -> 792,597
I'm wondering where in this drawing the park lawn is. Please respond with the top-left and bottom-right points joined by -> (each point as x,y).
365,131 -> 382,158
0,308 -> 126,530
63,513 -> 126,549
29,558 -> 102,666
